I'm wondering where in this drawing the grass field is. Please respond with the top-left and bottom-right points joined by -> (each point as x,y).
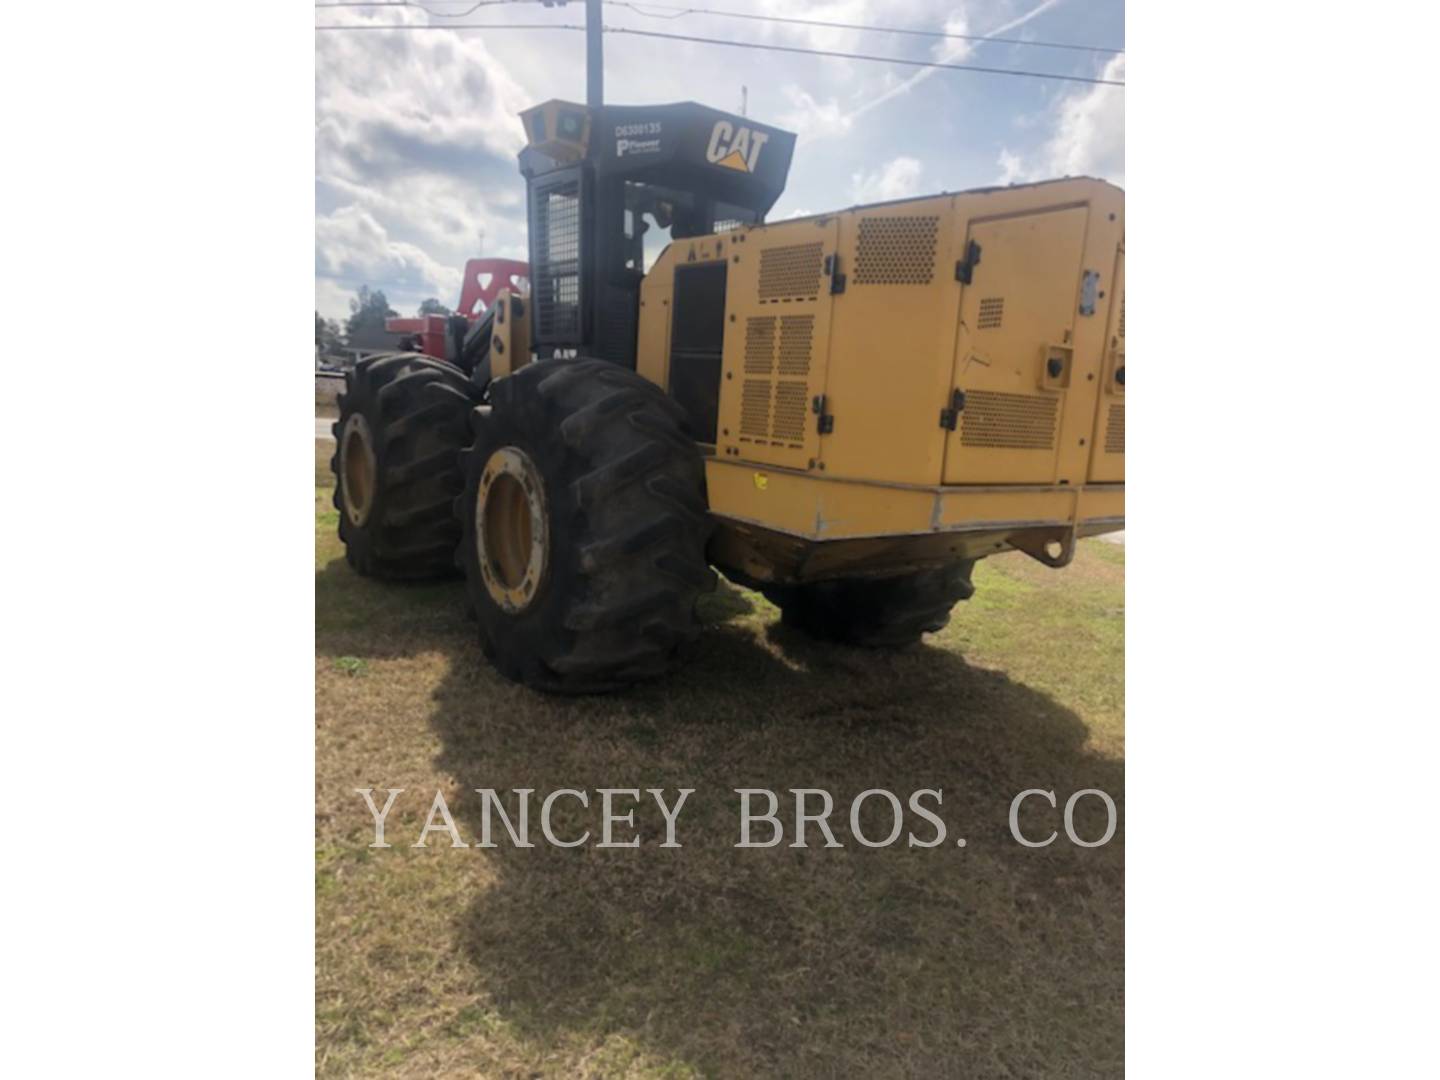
316,439 -> 1125,1078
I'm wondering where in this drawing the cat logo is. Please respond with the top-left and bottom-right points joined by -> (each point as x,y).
706,120 -> 770,174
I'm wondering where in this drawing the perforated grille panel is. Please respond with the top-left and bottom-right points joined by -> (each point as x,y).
744,317 -> 775,374
771,382 -> 809,443
737,315 -> 814,448
530,178 -> 581,341
977,297 -> 1005,330
758,242 -> 824,302
1105,402 -> 1125,454
960,390 -> 1059,450
854,215 -> 939,285
777,315 -> 813,375
1118,295 -> 1126,339
740,380 -> 771,438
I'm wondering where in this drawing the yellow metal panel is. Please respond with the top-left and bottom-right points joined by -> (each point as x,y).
705,459 -> 1118,543
635,273 -> 673,390
934,485 -> 1077,531
637,233 -> 737,397
706,459 -> 937,538
1051,198 -> 1122,488
641,179 -> 1123,557
715,218 -> 839,471
944,205 -> 1089,484
1088,247 -> 1125,483
818,195 -> 959,485
1077,485 -> 1124,525
488,290 -> 530,379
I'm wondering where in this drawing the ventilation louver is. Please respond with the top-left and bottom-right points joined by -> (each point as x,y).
758,242 -> 824,302
959,390 -> 1059,450
977,297 -> 1005,330
854,215 -> 940,285
1105,402 -> 1125,454
738,314 -> 814,448
744,316 -> 775,375
777,315 -> 813,375
740,380 -> 771,439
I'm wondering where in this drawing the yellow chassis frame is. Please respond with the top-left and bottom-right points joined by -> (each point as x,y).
705,457 -> 1123,584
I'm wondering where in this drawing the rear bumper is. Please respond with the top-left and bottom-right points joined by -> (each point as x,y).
704,458 -> 1122,584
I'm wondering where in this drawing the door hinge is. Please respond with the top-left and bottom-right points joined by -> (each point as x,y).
825,254 -> 847,294
939,388 -> 966,430
955,240 -> 982,284
813,394 -> 835,434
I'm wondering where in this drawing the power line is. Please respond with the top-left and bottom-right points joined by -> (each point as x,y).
315,0 -> 520,11
606,26 -> 1123,85
315,19 -> 1124,86
315,1 -> 1124,55
317,22 -> 583,31
605,1 -> 1124,55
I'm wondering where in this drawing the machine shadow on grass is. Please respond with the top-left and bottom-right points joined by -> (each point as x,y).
311,565 -> 1127,1079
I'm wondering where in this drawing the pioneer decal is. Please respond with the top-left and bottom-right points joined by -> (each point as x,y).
617,137 -> 661,157
616,120 -> 662,158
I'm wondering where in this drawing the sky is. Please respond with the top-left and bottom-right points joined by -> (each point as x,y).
315,0 -> 1125,323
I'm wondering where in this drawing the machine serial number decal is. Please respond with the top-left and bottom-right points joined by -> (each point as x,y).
614,122 -> 662,137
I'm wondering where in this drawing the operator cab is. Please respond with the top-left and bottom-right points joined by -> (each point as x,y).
518,100 -> 797,368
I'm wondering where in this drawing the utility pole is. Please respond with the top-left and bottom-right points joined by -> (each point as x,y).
585,0 -> 603,108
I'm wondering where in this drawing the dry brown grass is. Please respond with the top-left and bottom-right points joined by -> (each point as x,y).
316,440 -> 1124,1078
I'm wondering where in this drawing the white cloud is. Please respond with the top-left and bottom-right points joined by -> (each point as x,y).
1042,55 -> 1126,182
315,205 -> 463,301
996,149 -> 1025,185
850,156 -> 925,203
777,86 -> 853,138
313,1 -> 1125,318
838,0 -> 1064,129
995,55 -> 1126,186
314,9 -> 535,318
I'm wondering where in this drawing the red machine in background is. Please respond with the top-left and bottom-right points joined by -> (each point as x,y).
455,257 -> 530,318
385,257 -> 530,359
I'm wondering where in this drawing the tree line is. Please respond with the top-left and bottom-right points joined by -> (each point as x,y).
316,286 -> 453,355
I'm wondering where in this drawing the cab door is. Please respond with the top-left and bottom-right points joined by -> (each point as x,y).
943,206 -> 1089,484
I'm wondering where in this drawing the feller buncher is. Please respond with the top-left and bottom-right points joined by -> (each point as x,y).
331,100 -> 1125,693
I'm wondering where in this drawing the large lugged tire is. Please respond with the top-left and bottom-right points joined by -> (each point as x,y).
331,353 -> 475,580
765,562 -> 977,648
457,358 -> 715,693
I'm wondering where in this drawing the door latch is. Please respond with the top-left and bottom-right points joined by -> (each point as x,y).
1078,269 -> 1101,316
939,388 -> 966,430
812,394 -> 835,434
824,254 -> 846,294
955,240 -> 982,284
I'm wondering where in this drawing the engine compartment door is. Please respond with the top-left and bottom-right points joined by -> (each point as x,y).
943,206 -> 1089,485
1088,247 -> 1125,483
715,219 -> 840,472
